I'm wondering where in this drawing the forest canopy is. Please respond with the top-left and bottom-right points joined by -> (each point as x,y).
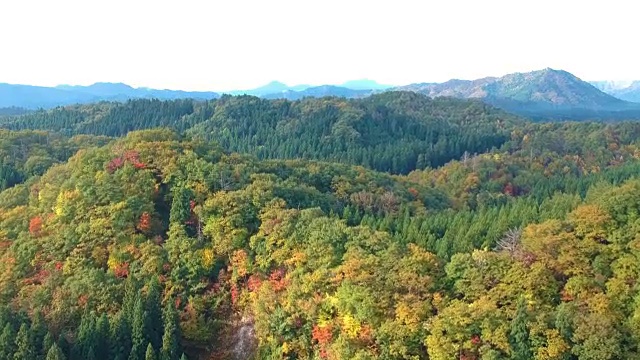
1,93 -> 640,359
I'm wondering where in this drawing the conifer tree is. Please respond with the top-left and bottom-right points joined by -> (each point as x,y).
0,323 -> 16,360
110,312 -> 131,360
86,346 -> 96,360
31,311 -> 47,360
509,297 -> 532,360
145,343 -> 156,360
170,187 -> 193,225
73,311 -> 97,360
160,299 -> 180,360
130,298 -> 148,360
57,336 -> 70,360
123,276 -> 139,320
146,278 -> 163,350
45,343 -> 66,360
42,332 -> 54,360
13,323 -> 35,360
95,313 -> 109,360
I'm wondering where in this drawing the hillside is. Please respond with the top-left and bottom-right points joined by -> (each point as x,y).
398,68 -> 640,119
0,93 -> 521,174
2,119 -> 640,358
0,107 -> 30,116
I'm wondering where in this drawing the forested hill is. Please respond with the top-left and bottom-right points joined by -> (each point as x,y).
2,122 -> 640,359
0,92 -> 520,174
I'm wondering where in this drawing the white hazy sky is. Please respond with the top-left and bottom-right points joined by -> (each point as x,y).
0,0 -> 638,91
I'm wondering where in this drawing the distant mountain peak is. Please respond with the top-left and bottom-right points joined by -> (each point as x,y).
341,79 -> 391,90
592,79 -> 640,103
395,68 -> 634,118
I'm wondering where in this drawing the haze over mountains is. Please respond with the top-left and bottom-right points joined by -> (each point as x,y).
591,80 -> 640,102
0,82 -> 220,109
3,69 -> 640,120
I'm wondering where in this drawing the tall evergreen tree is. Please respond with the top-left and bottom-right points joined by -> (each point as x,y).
509,297 -> 532,360
57,336 -> 70,360
95,314 -> 109,360
123,276 -> 139,320
110,312 -> 131,360
160,299 -> 180,360
130,298 -> 148,360
0,323 -> 16,360
73,311 -> 97,360
86,347 -> 96,360
13,323 -> 35,360
146,278 -> 163,350
170,187 -> 193,225
31,311 -> 47,359
45,343 -> 66,360
42,332 -> 54,360
58,335 -> 71,358
145,344 -> 156,360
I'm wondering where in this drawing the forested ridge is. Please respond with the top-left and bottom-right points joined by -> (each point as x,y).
1,93 -> 640,359
0,93 -> 518,174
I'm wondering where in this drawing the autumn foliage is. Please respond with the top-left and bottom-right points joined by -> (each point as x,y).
107,150 -> 145,173
29,216 -> 43,236
137,212 -> 152,233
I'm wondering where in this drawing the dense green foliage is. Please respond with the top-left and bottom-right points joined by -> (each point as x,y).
3,93 -> 640,359
0,130 -> 110,191
0,93 -> 518,174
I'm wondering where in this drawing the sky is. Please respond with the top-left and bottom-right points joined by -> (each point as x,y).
0,0 -> 638,91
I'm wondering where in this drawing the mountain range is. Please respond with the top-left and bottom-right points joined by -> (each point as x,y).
3,71 -> 640,120
227,79 -> 391,97
395,68 -> 640,119
591,80 -> 640,102
0,82 -> 219,109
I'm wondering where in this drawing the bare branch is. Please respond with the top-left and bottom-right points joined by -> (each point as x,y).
495,227 -> 522,256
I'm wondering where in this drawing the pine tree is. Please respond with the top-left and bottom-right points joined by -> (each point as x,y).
45,343 -> 66,360
57,336 -> 70,360
86,346 -> 96,360
145,344 -> 156,360
73,311 -> 97,360
31,311 -> 47,360
0,323 -> 16,360
146,278 -> 163,350
179,354 -> 187,360
170,187 -> 193,225
128,344 -> 142,360
95,313 -> 109,360
110,312 -> 131,360
130,298 -> 148,360
122,276 -> 139,320
160,299 -> 180,360
42,333 -> 54,360
509,297 -> 532,360
13,323 -> 35,360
